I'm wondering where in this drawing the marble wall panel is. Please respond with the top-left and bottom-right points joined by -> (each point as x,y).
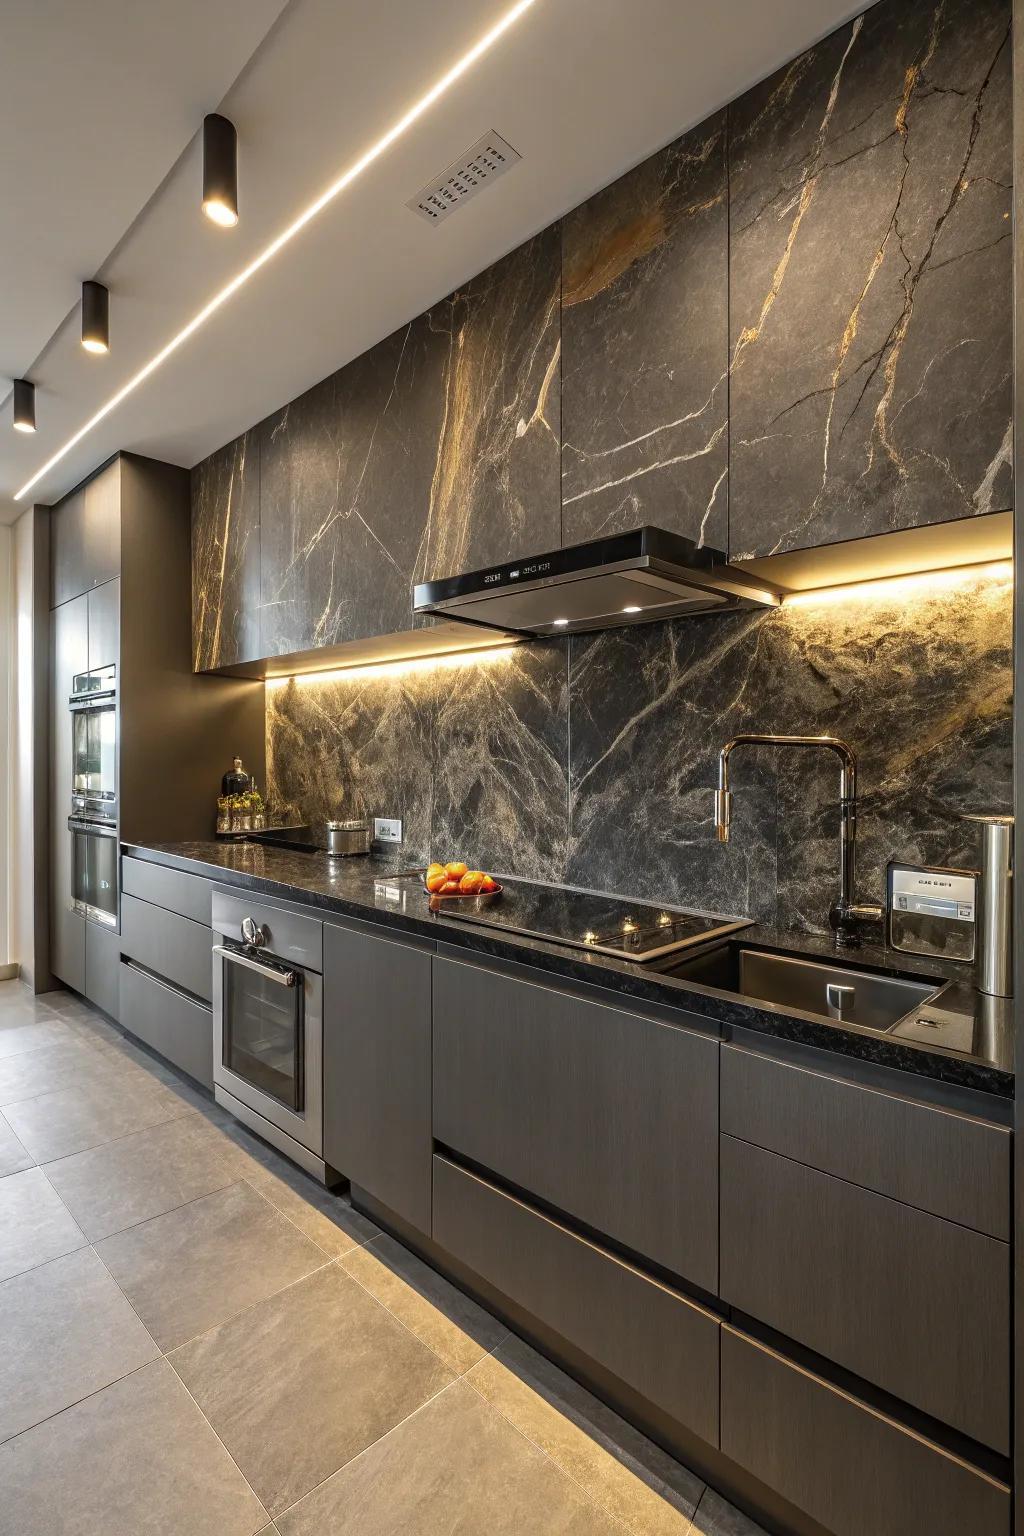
191,431 -> 260,670
267,569 -> 1012,935
258,322 -> 447,658
729,0 -> 1012,558
561,112 -> 729,551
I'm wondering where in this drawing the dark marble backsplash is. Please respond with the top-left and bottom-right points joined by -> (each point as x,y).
267,565 -> 1012,932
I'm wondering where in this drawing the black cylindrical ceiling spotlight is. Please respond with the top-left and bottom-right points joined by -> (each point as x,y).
12,379 -> 35,434
202,113 -> 238,227
81,280 -> 109,354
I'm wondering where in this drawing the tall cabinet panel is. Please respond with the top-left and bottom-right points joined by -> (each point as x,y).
50,460 -> 121,607
49,595 -> 88,992
87,578 -> 120,673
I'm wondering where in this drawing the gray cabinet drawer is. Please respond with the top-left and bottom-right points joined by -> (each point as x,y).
432,1155 -> 720,1447
720,1135 -> 1009,1452
122,857 -> 212,926
433,957 -> 718,1292
212,889 -> 322,972
721,1044 -> 1010,1239
721,1328 -> 1009,1536
121,893 -> 212,1003
85,922 -> 121,1022
323,922 -> 432,1233
119,961 -> 213,1089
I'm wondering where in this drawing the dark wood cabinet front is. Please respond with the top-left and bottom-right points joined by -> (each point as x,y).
433,956 -> 718,1293
720,1134 -> 1010,1452
720,1328 -> 1009,1536
323,921 -> 432,1233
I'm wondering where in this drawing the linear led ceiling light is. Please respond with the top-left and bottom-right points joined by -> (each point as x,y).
12,379 -> 35,433
15,0 -> 538,501
202,114 -> 238,227
81,281 -> 110,353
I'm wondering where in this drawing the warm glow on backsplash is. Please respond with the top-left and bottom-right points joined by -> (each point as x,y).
265,643 -> 519,689
782,559 -> 1013,610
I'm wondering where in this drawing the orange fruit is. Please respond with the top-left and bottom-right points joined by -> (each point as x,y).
442,879 -> 461,894
480,875 -> 498,892
425,872 -> 447,893
459,871 -> 484,894
445,862 -> 468,878
426,862 -> 445,878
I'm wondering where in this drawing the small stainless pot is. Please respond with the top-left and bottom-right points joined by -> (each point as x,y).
325,819 -> 371,857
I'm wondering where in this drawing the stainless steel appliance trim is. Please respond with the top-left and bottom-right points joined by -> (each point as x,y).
68,817 -> 118,837
212,944 -> 298,987
213,1084 -> 328,1182
69,691 -> 117,712
213,935 -> 323,1158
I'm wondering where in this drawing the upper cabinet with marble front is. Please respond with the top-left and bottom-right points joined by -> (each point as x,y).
249,228 -> 560,662
191,431 -> 260,670
561,111 -> 729,552
728,0 -> 1012,560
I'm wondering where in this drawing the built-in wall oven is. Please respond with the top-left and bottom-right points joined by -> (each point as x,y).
68,665 -> 118,927
211,890 -> 328,1181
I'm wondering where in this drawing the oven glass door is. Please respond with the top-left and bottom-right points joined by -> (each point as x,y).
70,822 -> 118,927
71,703 -> 116,800
222,952 -> 304,1112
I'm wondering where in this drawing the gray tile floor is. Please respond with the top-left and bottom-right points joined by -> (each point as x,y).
0,979 -> 769,1535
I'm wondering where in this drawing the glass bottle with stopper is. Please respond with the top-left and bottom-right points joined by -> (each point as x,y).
222,757 -> 251,797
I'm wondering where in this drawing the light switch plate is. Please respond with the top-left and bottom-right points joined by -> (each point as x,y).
374,817 -> 403,844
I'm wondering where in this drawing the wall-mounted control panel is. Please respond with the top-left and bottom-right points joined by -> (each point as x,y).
373,817 -> 403,845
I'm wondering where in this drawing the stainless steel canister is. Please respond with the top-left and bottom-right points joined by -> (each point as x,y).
962,814 -> 1013,997
325,819 -> 371,857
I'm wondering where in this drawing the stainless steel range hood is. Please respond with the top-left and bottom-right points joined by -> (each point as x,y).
413,527 -> 780,637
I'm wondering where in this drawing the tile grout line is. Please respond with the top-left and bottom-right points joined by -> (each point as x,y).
268,1374 -> 466,1529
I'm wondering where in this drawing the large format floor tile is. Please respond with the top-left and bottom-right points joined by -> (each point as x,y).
0,1015 -> 78,1060
0,1037 -> 119,1108
276,1379 -> 622,1536
3,1073 -> 191,1162
468,1334 -> 703,1535
0,1109 -> 32,1177
0,1246 -> 158,1441
0,1358 -> 267,1536
171,1262 -> 453,1516
45,1111 -> 240,1241
341,1233 -> 508,1375
0,1166 -> 86,1281
96,1179 -> 328,1349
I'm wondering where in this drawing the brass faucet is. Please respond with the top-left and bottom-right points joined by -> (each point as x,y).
714,734 -> 883,945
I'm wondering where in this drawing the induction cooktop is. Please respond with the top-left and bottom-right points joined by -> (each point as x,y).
435,878 -> 751,962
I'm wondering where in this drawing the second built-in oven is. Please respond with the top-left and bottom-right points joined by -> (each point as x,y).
211,890 -> 327,1181
68,664 -> 118,927
69,818 -> 118,927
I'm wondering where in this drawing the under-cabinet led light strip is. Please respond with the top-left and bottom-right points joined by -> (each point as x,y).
14,0 -> 539,501
782,559 -> 1013,609
265,643 -> 518,687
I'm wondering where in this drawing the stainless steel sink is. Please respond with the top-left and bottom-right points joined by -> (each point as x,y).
737,950 -> 943,1032
665,943 -> 945,1032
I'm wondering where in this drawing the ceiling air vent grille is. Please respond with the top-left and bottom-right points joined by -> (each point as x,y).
407,131 -> 521,225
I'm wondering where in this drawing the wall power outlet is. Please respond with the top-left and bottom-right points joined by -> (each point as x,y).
373,817 -> 403,844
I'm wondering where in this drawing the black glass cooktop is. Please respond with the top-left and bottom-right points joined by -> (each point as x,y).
438,878 -> 750,962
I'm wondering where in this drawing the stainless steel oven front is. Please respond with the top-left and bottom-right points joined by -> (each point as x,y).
211,891 -> 326,1180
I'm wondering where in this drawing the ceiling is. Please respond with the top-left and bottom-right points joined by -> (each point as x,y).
0,0 -> 861,521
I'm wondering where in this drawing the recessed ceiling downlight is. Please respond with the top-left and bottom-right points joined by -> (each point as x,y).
15,0 -> 539,502
82,281 -> 109,354
12,379 -> 35,433
202,114 -> 238,227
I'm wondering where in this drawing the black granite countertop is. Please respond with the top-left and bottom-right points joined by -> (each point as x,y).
122,840 -> 1014,1099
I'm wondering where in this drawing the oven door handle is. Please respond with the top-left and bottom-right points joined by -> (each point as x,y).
213,944 -> 299,988
69,692 -> 117,712
68,818 -> 117,837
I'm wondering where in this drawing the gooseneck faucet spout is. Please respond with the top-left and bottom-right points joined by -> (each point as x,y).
714,734 -> 882,944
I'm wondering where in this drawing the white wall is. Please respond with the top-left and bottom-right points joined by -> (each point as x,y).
0,523 -> 10,971
5,510 -> 43,984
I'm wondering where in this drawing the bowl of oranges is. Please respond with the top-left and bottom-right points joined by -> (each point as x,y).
424,861 -> 502,906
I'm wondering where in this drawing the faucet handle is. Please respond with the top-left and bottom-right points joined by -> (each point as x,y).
713,789 -> 732,843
